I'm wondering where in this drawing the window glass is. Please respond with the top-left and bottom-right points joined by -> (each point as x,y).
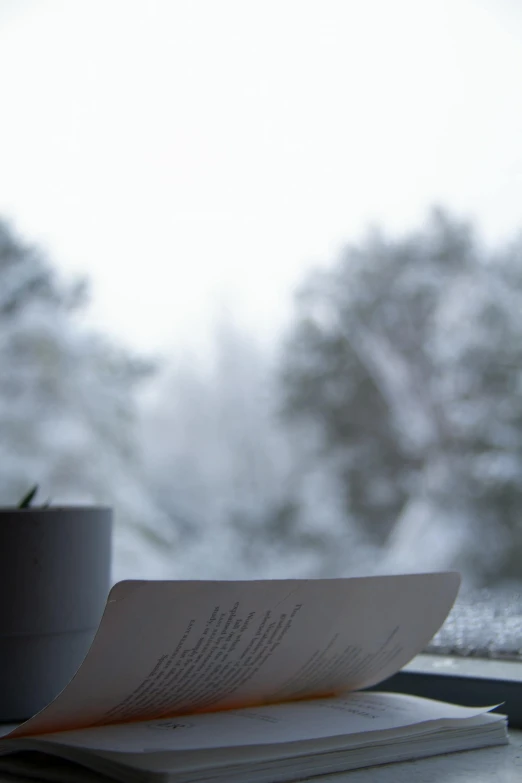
1,1 -> 521,656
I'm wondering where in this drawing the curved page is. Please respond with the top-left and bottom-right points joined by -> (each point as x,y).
10,572 -> 460,738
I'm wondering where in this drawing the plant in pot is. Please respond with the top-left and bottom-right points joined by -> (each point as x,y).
0,486 -> 112,721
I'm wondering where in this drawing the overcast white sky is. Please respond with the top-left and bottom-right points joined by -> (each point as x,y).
1,0 -> 521,354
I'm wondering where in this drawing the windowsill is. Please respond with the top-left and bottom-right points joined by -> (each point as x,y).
405,653 -> 522,681
373,653 -> 522,729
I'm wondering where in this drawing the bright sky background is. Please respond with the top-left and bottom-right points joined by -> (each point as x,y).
1,0 -> 522,354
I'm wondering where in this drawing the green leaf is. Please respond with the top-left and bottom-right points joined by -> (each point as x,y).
18,485 -> 39,509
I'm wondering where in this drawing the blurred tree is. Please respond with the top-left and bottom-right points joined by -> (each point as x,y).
141,316 -> 344,579
280,210 -> 522,585
0,219 -> 174,578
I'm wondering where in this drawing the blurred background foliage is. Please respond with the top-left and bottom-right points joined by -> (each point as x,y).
2,211 -> 522,587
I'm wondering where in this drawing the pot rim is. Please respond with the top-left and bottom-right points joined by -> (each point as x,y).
0,505 -> 112,513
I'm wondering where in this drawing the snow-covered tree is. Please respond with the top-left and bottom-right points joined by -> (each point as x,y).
280,210 -> 522,585
141,317 -> 350,579
0,219 -> 175,580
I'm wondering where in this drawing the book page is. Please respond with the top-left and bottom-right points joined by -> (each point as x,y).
10,572 -> 460,738
25,692 -> 499,755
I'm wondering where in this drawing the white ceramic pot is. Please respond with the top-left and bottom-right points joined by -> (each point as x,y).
0,506 -> 112,720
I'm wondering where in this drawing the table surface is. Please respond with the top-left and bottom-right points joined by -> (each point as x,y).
0,724 -> 520,782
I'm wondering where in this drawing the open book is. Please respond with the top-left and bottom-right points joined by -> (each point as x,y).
0,573 -> 508,782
